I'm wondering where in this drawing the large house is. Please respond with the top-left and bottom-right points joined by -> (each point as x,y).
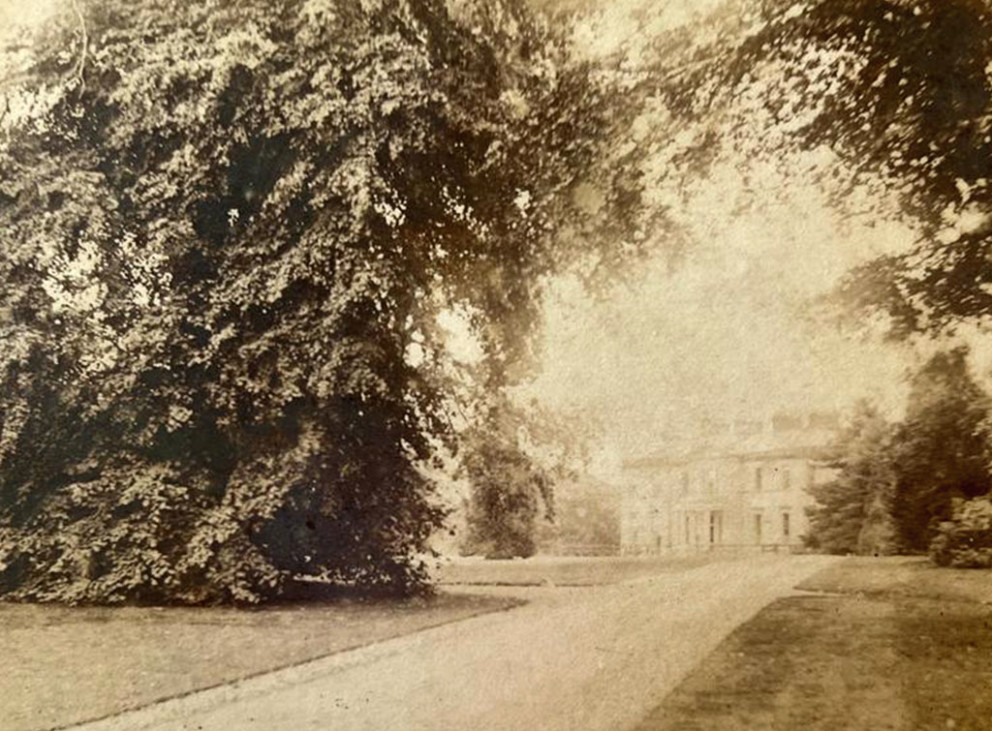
620,414 -> 839,554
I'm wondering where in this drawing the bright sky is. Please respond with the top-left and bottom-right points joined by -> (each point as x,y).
522,0 -> 929,463
528,155 -> 917,459
0,0 -> 59,38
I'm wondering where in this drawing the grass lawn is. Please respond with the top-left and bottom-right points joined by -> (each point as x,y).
436,552 -> 739,586
1,590 -> 521,731
635,556 -> 992,731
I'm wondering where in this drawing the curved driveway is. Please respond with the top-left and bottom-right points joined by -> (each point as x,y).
74,554 -> 837,731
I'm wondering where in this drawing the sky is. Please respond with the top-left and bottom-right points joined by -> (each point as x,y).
0,0 -> 60,41
519,0 -> 935,466
528,157 -> 917,460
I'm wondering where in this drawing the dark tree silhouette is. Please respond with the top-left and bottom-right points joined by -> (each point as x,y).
0,0 -> 644,603
890,348 -> 992,551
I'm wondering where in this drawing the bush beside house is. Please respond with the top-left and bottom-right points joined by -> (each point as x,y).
929,496 -> 992,568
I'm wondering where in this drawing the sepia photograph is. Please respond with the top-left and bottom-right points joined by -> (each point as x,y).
1,0 -> 991,728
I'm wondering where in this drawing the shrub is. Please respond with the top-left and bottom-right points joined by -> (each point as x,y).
929,495 -> 992,568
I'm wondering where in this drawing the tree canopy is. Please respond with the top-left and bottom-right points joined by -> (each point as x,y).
0,0 -> 644,603
644,0 -> 992,335
6,0 -> 992,602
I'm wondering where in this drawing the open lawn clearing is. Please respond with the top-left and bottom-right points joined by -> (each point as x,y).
635,557 -> 992,731
1,591 -> 520,731
437,551 -> 743,586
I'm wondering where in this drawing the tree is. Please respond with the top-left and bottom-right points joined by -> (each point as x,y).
0,0 -> 645,603
929,494 -> 992,568
461,421 -> 550,560
458,391 -> 587,558
890,348 -> 992,551
806,400 -> 897,555
807,352 -> 992,557
621,0 -> 992,337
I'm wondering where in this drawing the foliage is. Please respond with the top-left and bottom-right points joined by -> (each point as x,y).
930,495 -> 992,568
890,348 -> 992,552
807,351 -> 992,558
805,400 -> 897,555
929,495 -> 992,568
0,0 -> 644,603
653,0 -> 992,336
459,394 -> 580,559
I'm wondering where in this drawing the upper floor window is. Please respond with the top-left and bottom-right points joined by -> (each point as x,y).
781,468 -> 791,491
754,466 -> 763,492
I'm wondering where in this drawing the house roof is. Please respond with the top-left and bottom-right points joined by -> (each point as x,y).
623,429 -> 837,470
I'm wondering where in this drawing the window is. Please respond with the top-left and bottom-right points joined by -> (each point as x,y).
709,511 -> 722,545
680,471 -> 689,497
781,468 -> 791,492
754,466 -> 763,491
754,513 -> 763,544
782,512 -> 791,539
685,513 -> 691,544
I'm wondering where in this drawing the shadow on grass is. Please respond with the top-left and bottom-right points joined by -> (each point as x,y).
634,558 -> 992,731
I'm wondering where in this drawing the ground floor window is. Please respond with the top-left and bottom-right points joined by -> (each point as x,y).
709,510 -> 722,545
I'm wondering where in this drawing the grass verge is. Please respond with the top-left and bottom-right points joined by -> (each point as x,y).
634,557 -> 992,731
437,552 -> 741,586
1,590 -> 521,731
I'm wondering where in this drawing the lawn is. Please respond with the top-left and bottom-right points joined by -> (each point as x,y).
1,591 -> 520,731
634,556 -> 992,731
436,551 -> 740,586
4,552 -> 736,731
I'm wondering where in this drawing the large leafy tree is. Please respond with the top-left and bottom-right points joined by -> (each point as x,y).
822,1 -> 988,333
0,0 -> 644,603
779,0 -> 992,334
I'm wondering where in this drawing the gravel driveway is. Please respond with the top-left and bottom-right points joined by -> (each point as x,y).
73,554 -> 838,731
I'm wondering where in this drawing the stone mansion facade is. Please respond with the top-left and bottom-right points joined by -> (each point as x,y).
620,415 -> 839,553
